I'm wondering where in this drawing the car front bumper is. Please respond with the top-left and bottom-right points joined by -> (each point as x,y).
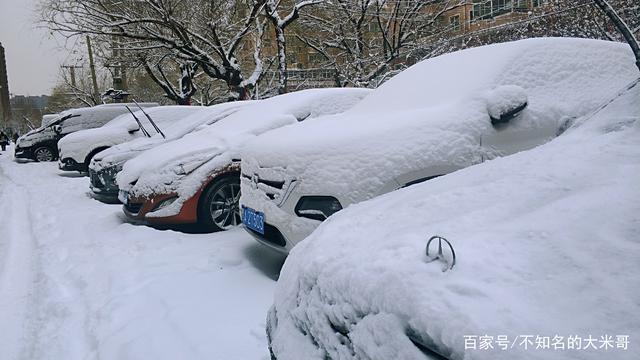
239,174 -> 320,254
58,157 -> 84,171
14,146 -> 33,160
89,165 -> 122,203
120,189 -> 202,225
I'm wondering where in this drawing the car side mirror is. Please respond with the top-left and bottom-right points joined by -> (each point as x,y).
126,122 -> 140,134
52,124 -> 62,134
485,85 -> 528,127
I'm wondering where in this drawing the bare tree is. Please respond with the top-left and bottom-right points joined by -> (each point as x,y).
592,0 -> 640,71
141,55 -> 198,105
296,0 -> 464,87
413,1 -> 639,68
58,65 -> 108,107
39,0 -> 269,100
263,0 -> 323,93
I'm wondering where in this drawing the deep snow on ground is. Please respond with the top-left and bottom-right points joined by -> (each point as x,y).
0,146 -> 282,360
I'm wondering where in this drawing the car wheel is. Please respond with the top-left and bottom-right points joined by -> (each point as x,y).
34,146 -> 55,162
198,175 -> 241,231
84,147 -> 109,172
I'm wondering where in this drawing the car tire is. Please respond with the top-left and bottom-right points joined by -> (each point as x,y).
198,174 -> 241,232
84,147 -> 110,172
34,146 -> 55,162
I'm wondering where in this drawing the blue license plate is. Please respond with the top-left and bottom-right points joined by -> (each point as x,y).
243,206 -> 265,234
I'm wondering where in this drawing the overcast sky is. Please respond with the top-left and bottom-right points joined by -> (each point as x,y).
0,0 -> 67,95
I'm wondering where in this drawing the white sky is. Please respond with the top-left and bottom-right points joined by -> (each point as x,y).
0,0 -> 67,95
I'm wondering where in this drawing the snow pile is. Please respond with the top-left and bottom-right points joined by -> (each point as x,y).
58,106 -> 204,162
117,88 -> 370,217
268,82 -> 640,360
90,101 -> 251,172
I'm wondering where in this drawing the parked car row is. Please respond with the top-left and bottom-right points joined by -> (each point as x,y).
17,38 -> 637,251
14,37 -> 640,359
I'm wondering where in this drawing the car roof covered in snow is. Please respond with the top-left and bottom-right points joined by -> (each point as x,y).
240,38 -> 639,204
58,106 -> 205,161
92,101 -> 253,166
117,88 -> 371,197
246,38 -> 638,160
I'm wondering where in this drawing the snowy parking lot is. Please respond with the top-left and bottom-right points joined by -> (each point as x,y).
0,145 -> 282,360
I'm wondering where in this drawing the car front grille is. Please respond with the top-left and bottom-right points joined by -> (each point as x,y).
90,165 -> 121,192
89,170 -> 103,188
241,168 -> 296,206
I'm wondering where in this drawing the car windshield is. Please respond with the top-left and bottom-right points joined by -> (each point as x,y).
47,113 -> 80,128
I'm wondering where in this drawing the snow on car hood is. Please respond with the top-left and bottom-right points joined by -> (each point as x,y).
269,77 -> 640,360
17,125 -> 58,147
118,88 -> 371,213
89,101 -> 251,172
58,106 -> 204,162
242,38 -> 639,204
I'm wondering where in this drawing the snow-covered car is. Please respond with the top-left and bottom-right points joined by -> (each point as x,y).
57,105 -> 203,172
265,76 -> 640,360
117,88 -> 371,231
239,37 -> 639,254
41,114 -> 59,127
88,101 -> 250,203
14,103 -> 157,162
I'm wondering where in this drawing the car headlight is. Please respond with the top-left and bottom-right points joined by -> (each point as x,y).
295,196 -> 342,221
152,196 -> 178,212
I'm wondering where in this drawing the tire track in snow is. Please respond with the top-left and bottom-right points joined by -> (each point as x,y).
0,162 -> 38,360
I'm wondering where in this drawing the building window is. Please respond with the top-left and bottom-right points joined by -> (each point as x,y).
531,0 -> 547,7
472,1 -> 518,20
307,53 -> 324,65
449,14 -> 461,31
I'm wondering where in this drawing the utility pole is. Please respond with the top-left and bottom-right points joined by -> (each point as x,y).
86,36 -> 100,103
61,64 -> 82,88
110,35 -> 129,103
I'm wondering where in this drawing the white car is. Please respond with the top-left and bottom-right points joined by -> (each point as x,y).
265,77 -> 640,360
41,114 -> 59,127
116,88 -> 371,231
88,101 -> 250,202
58,105 -> 204,172
239,37 -> 639,253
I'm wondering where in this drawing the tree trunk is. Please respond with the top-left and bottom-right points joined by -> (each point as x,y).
592,0 -> 640,72
275,28 -> 288,94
